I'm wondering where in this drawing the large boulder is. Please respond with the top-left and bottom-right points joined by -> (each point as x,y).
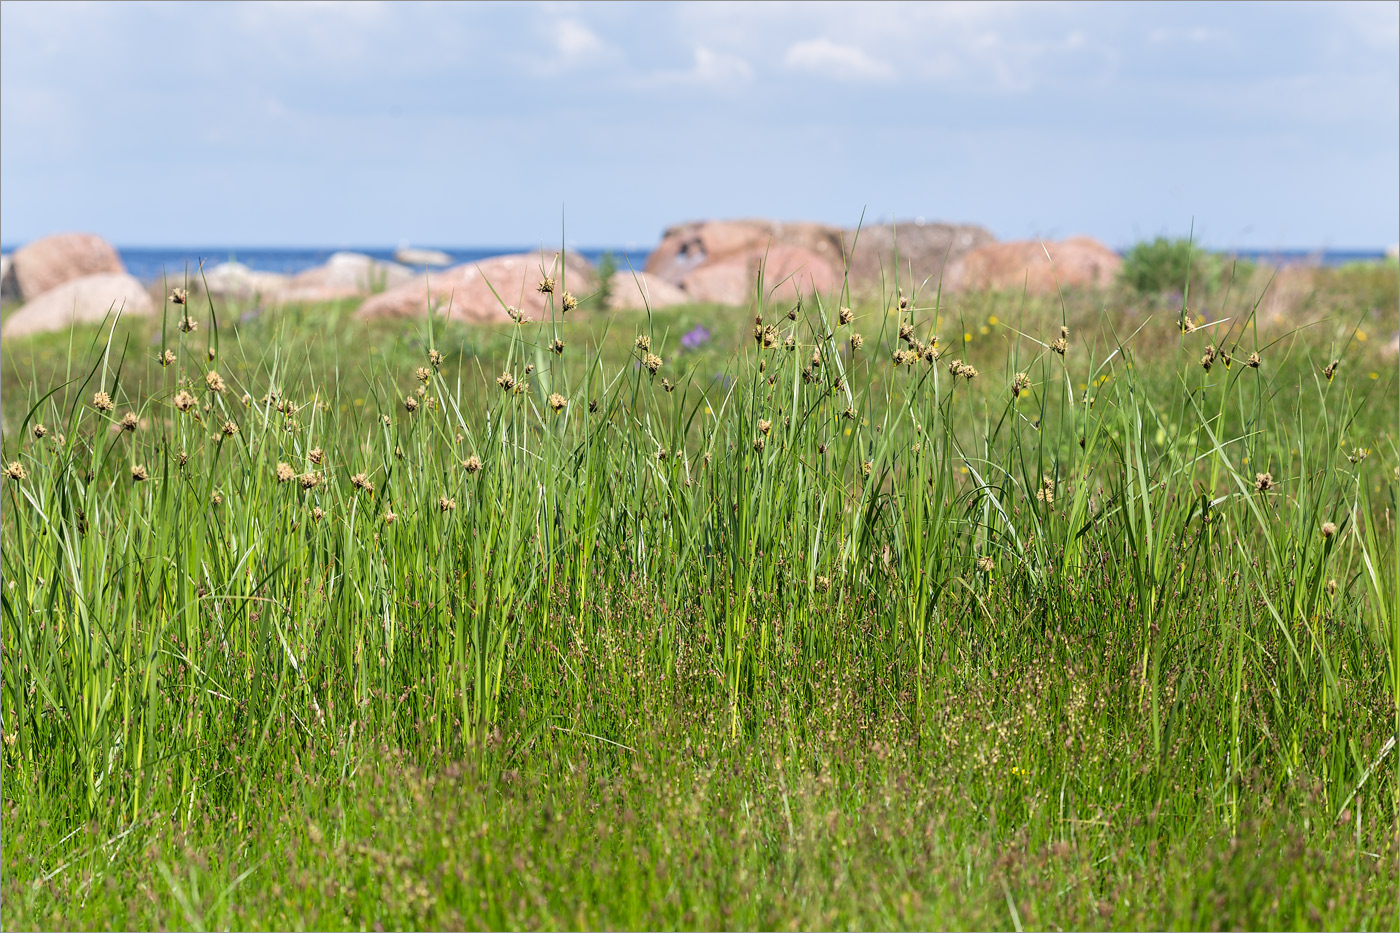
605,271 -> 689,311
843,221 -> 997,293
646,220 -> 845,305
275,252 -> 416,305
3,233 -> 126,302
946,236 -> 1121,294
356,252 -> 596,323
647,219 -> 844,284
200,262 -> 291,300
1,273 -> 154,338
680,243 -> 841,306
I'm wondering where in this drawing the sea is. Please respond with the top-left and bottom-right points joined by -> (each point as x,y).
0,245 -> 1392,283
111,247 -> 648,282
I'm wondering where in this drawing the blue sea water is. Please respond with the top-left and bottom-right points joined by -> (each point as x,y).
109,247 -> 649,283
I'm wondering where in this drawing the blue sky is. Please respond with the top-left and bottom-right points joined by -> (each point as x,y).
2,0 -> 1396,250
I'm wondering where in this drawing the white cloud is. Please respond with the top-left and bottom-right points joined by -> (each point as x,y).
1148,26 -> 1229,45
646,45 -> 752,86
552,18 -> 605,62
783,38 -> 894,82
693,46 -> 753,84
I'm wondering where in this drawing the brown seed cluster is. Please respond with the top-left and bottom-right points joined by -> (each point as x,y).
93,391 -> 115,412
948,359 -> 979,380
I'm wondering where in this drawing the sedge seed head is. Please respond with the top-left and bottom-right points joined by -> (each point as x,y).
4,462 -> 26,481
205,371 -> 226,393
32,424 -> 47,439
160,349 -> 177,367
220,419 -> 239,437
1254,471 -> 1275,492
169,287 -> 188,305
131,464 -> 149,482
173,390 -> 196,413
438,495 -> 456,512
976,555 -> 994,574
1321,521 -> 1337,539
561,292 -> 578,313
838,306 -> 853,325
463,455 -> 482,474
548,392 -> 567,413
276,462 -> 295,483
404,396 -> 419,413
119,412 -> 139,432
93,391 -> 115,412
351,472 -> 374,492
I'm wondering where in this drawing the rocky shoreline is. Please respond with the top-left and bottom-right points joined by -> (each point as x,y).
0,219 -> 1171,336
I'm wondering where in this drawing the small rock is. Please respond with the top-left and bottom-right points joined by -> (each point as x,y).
605,271 -> 689,311
356,251 -> 595,323
201,262 -> 291,300
275,252 -> 416,304
394,246 -> 453,267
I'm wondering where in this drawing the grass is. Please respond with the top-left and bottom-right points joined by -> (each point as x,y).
1,253 -> 1397,930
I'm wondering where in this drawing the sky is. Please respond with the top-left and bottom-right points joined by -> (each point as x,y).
1,0 -> 1397,251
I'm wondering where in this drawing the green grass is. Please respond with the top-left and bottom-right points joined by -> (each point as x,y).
2,258 -> 1397,930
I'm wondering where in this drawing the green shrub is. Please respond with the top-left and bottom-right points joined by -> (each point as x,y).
1119,236 -> 1224,297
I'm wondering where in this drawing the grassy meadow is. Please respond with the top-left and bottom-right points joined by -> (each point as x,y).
1,254 -> 1397,930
